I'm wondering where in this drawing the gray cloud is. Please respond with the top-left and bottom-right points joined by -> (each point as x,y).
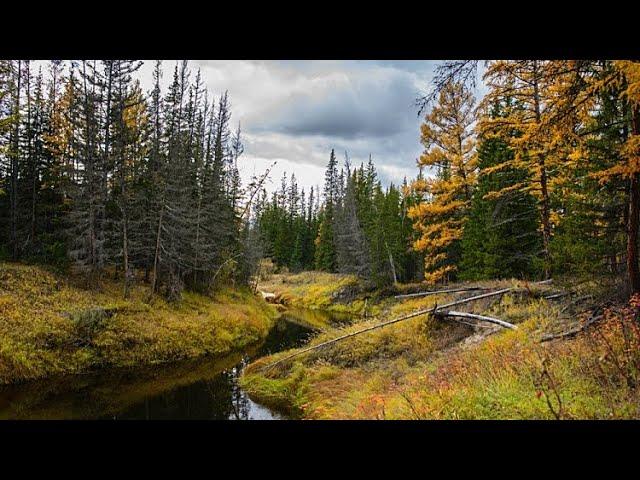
133,60 -> 437,192
34,59 -> 435,192
252,65 -> 422,140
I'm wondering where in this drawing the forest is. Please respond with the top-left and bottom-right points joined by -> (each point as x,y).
2,60 -> 639,296
1,59 -> 640,420
0,60 -> 263,300
256,60 -> 638,293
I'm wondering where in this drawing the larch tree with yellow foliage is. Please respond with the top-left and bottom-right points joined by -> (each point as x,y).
612,61 -> 640,293
545,60 -> 640,292
409,81 -> 477,284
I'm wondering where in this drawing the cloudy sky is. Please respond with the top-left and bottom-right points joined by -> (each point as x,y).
32,60 -> 490,194
131,60 -> 443,194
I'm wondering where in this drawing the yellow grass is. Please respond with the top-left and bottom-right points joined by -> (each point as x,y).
258,271 -> 366,314
0,262 -> 278,385
242,273 -> 640,419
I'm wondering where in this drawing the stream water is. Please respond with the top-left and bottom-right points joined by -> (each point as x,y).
0,308 -> 352,420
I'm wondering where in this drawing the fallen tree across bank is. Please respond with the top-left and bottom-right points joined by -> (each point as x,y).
261,287 -> 515,371
539,311 -> 604,343
394,286 -> 489,299
434,310 -> 518,330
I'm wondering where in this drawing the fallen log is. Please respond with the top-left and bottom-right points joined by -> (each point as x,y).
560,295 -> 594,314
394,286 -> 488,299
544,292 -> 571,300
260,287 -> 514,371
396,279 -> 553,301
446,317 -> 495,329
259,290 -> 277,301
259,290 -> 285,304
539,313 -> 603,343
435,310 -> 518,330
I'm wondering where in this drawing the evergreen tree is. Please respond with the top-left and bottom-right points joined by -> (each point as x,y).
66,61 -> 108,282
334,155 -> 370,276
0,60 -> 250,298
460,118 -> 541,280
314,149 -> 338,271
479,60 -> 562,278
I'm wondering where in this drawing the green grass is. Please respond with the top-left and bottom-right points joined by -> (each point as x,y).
242,272 -> 640,419
0,262 -> 278,385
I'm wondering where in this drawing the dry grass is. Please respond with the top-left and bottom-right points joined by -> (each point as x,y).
0,262 -> 278,385
242,272 -> 639,419
258,271 -> 367,314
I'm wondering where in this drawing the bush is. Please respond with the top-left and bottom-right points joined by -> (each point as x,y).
69,307 -> 113,346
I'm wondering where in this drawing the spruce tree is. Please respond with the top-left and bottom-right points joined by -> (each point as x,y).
460,132 -> 541,280
334,155 -> 370,277
314,149 -> 338,271
66,61 -> 108,282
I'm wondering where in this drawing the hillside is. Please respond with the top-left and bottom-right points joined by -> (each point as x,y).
0,263 -> 277,385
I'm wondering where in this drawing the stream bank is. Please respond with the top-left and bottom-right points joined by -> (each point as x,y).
242,271 -> 639,419
0,309 -> 353,420
0,262 -> 278,385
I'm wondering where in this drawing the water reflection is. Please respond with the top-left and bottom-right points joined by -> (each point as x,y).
104,357 -> 278,420
0,311 -> 343,420
279,307 -> 354,332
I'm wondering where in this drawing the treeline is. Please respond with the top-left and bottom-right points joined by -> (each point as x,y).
4,59 -> 638,295
0,60 -> 257,299
410,60 -> 640,289
253,60 -> 640,292
253,150 -> 424,286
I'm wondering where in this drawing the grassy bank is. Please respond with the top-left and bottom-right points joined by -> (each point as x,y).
0,262 -> 278,385
258,271 -> 369,315
242,272 -> 640,419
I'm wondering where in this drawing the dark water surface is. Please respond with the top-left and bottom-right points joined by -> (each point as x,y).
0,309 -> 351,420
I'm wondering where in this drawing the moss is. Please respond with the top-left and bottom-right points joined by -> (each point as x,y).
0,262 -> 278,385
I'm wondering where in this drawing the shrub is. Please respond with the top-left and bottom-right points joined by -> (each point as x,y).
69,307 -> 113,346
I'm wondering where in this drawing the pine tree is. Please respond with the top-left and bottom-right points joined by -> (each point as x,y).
460,99 -> 542,280
6,60 -> 22,260
314,149 -> 338,271
66,61 -> 108,282
0,60 -> 249,298
334,155 -> 370,276
479,60 -> 563,278
104,60 -> 144,297
151,61 -> 193,297
0,60 -> 17,258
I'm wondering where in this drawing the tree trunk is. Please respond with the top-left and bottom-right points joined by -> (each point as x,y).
25,61 -> 37,246
151,208 -> 164,294
10,61 -> 21,260
388,248 -> 398,284
539,155 -> 552,279
627,106 -> 640,294
435,310 -> 518,330
532,61 -> 552,279
123,211 -> 130,299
